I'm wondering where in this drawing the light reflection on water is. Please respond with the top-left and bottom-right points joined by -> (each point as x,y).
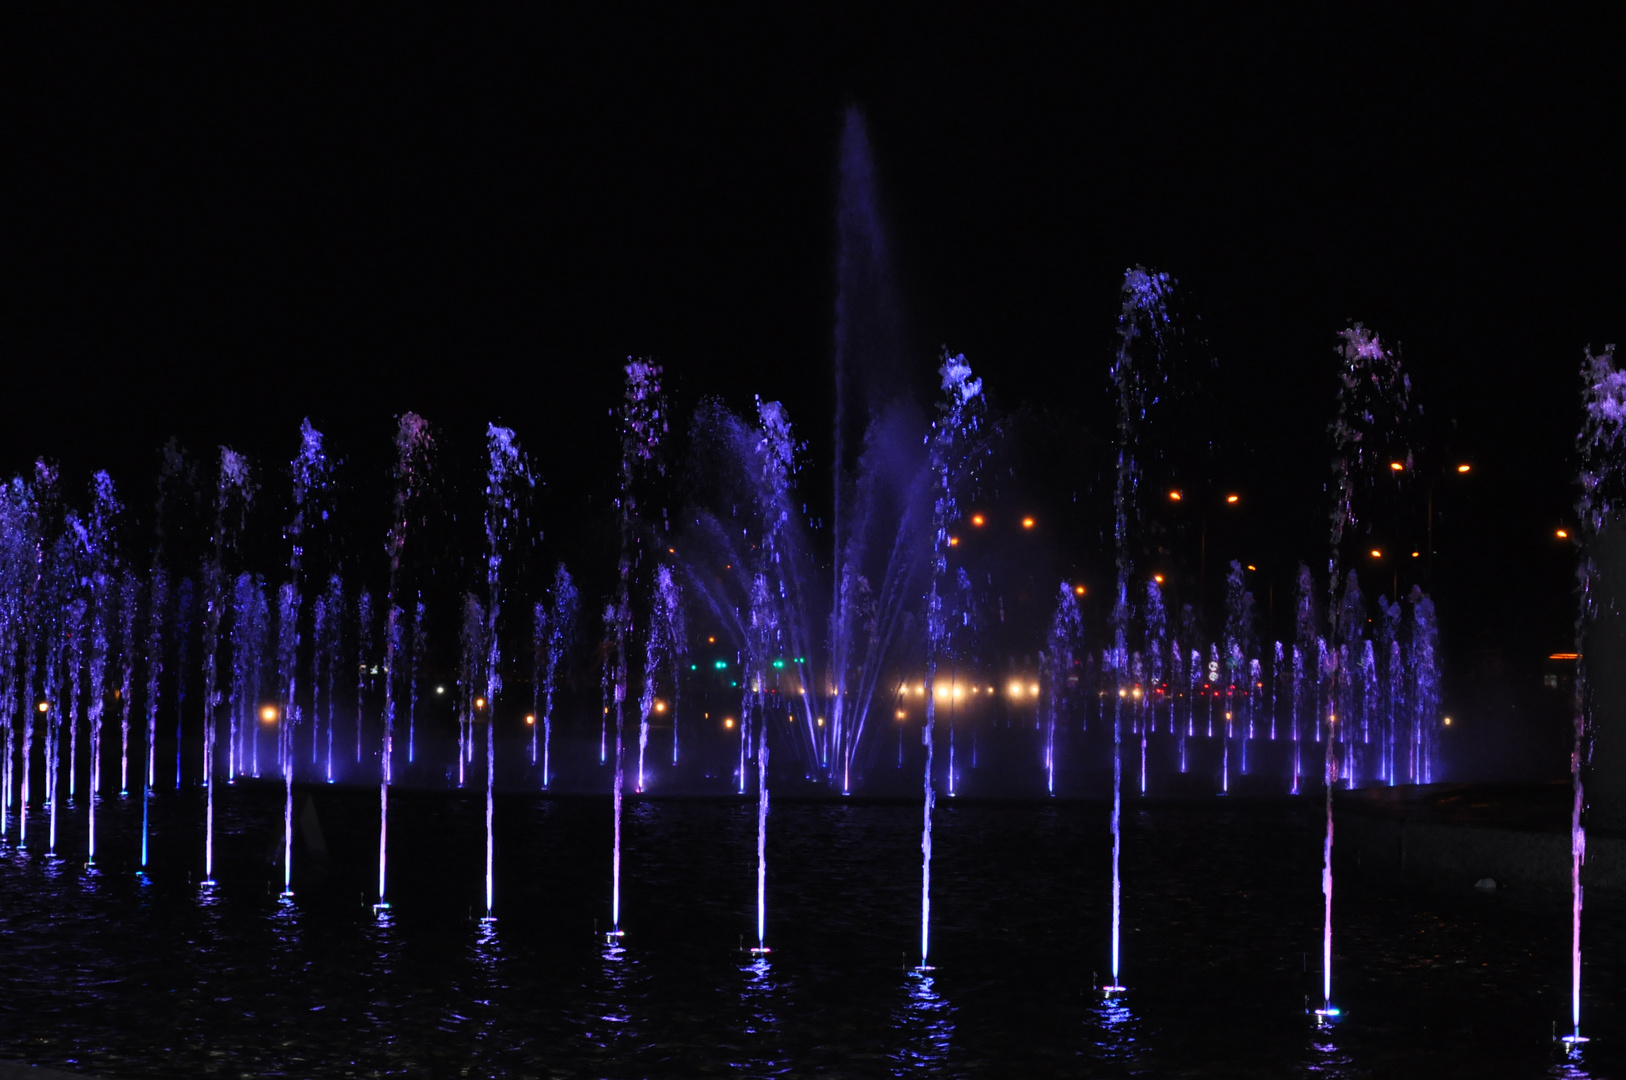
890,970 -> 955,1076
0,787 -> 1617,1078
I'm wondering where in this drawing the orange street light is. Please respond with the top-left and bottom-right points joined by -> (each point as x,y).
1457,464 -> 1471,473
1021,516 -> 1036,529
948,536 -> 959,547
1390,461 -> 1404,471
36,701 -> 48,714
1169,490 -> 1182,501
260,705 -> 278,723
1153,574 -> 1164,584
474,697 -> 486,710
970,514 -> 985,527
1074,584 -> 1086,596
1226,494 -> 1239,504
724,717 -> 735,729
1557,529 -> 1569,539
1370,549 -> 1382,558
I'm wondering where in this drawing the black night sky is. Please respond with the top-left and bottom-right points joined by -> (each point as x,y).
4,8 -> 1622,778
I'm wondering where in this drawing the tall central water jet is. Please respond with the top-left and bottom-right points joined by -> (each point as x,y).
827,108 -> 928,794
918,353 -> 986,970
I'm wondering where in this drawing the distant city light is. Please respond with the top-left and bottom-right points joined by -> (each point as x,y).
1370,549 -> 1382,558
1074,584 -> 1086,596
525,714 -> 535,725
1226,494 -> 1239,504
1021,516 -> 1035,529
1443,717 -> 1452,726
971,514 -> 985,527
816,717 -> 824,727
474,697 -> 486,710
724,718 -> 734,729
896,710 -> 907,720
1412,551 -> 1420,558
1169,490 -> 1182,501
1246,565 -> 1256,571
1390,461 -> 1404,471
1457,464 -> 1471,473
1008,682 -> 1024,699
948,536 -> 959,547
1557,529 -> 1569,539
1153,574 -> 1164,584
436,686 -> 445,695
1550,653 -> 1579,661
260,705 -> 278,723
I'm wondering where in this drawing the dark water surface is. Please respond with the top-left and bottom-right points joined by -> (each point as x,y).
0,785 -> 1619,1078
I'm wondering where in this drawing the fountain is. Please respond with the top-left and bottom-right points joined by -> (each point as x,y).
1563,342 -> 1626,1052
0,107 -> 1581,1080
532,565 -> 576,784
376,412 -> 431,912
480,422 -> 532,921
201,448 -> 252,886
607,359 -> 666,940
1103,266 -> 1177,993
